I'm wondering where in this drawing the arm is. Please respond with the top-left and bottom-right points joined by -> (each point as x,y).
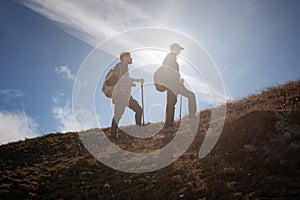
130,78 -> 144,83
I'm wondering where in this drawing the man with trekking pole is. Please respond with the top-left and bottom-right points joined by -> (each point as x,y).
161,43 -> 197,132
110,52 -> 144,139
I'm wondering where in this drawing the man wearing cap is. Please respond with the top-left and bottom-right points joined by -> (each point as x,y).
111,52 -> 144,138
162,43 -> 196,131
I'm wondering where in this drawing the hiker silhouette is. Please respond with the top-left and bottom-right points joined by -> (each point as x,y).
110,52 -> 144,138
161,43 -> 197,131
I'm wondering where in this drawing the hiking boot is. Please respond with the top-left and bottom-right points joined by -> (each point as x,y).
163,126 -> 173,133
110,134 -> 116,140
110,132 -> 119,142
163,125 -> 178,133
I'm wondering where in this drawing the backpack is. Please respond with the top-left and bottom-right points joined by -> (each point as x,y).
102,68 -> 118,98
153,66 -> 167,92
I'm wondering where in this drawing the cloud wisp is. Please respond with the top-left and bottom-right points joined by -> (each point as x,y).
55,65 -> 76,81
0,89 -> 25,103
0,89 -> 25,98
23,0 -> 151,46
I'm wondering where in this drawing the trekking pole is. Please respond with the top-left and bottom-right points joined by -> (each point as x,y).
141,82 -> 145,126
179,81 -> 183,122
179,94 -> 182,122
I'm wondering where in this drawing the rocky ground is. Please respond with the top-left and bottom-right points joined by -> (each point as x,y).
0,80 -> 299,199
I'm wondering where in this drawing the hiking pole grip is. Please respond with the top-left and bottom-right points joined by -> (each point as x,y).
141,82 -> 145,126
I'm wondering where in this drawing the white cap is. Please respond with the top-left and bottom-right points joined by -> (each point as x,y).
170,43 -> 184,51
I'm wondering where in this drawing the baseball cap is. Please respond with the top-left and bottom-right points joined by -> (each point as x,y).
170,43 -> 184,51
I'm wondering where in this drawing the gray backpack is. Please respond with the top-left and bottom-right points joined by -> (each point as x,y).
153,66 -> 167,92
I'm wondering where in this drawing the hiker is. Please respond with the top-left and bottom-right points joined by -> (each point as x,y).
111,52 -> 144,138
162,43 -> 196,131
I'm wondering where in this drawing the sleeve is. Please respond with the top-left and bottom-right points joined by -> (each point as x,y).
113,63 -> 122,79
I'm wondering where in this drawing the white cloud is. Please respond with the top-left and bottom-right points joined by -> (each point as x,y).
22,0 -> 151,46
52,102 -> 75,133
55,65 -> 76,81
52,93 -> 96,132
0,111 -> 39,145
52,94 -> 76,132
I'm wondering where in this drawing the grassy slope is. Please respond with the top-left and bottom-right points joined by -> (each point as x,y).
0,80 -> 300,199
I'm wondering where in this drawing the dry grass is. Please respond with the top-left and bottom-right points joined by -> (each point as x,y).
0,79 -> 299,199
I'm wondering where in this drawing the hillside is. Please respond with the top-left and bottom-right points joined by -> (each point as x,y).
0,80 -> 300,199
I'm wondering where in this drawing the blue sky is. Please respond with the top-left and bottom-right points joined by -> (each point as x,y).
0,0 -> 299,144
